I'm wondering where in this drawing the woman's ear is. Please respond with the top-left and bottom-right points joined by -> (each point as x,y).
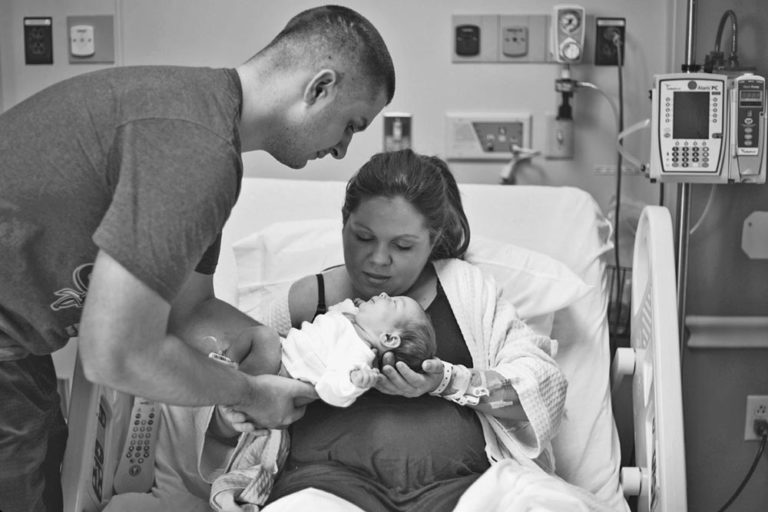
379,332 -> 401,349
303,69 -> 337,105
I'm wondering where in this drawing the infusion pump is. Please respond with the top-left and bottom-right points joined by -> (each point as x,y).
649,72 -> 766,184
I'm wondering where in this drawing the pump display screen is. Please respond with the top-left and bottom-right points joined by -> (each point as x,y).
740,90 -> 762,102
673,91 -> 709,139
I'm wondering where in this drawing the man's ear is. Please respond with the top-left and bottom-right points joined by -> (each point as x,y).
303,69 -> 337,105
379,332 -> 401,349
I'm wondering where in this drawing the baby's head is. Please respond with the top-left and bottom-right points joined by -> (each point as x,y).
352,293 -> 436,372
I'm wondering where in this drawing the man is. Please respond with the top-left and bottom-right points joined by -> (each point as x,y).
0,5 -> 395,512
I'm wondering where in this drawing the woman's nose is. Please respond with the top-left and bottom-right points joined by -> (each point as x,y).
370,244 -> 392,265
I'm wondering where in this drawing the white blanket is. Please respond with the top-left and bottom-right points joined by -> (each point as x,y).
454,459 -> 616,512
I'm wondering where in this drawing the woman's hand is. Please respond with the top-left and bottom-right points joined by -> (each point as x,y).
375,353 -> 444,397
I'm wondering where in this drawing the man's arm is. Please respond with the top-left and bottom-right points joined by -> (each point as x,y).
78,250 -> 314,427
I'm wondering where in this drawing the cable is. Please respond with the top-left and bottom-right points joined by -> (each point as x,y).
715,422 -> 768,512
612,31 -> 625,339
616,119 -> 650,172
689,184 -> 717,235
576,81 -> 620,129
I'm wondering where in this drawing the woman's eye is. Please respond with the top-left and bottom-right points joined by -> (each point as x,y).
395,244 -> 413,251
355,234 -> 373,242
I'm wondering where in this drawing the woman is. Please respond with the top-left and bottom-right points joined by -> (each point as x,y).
261,149 -> 567,511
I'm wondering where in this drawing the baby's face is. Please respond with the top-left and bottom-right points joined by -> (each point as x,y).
354,293 -> 422,346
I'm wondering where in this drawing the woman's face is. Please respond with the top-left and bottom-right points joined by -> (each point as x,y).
343,195 -> 433,299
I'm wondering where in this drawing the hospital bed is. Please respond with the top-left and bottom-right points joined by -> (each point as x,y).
59,177 -> 686,511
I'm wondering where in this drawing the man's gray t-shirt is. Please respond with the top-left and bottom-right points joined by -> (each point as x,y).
0,66 -> 243,358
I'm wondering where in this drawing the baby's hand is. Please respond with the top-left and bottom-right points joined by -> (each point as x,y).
213,405 -> 256,437
350,366 -> 380,388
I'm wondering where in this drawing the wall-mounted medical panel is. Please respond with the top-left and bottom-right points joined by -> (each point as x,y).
445,112 -> 532,160
497,15 -> 550,63
67,15 -> 114,64
451,15 -> 498,63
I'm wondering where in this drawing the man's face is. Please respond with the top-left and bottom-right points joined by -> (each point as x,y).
268,84 -> 388,169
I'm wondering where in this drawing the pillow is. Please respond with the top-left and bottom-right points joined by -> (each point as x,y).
465,237 -> 592,335
232,219 -> 590,337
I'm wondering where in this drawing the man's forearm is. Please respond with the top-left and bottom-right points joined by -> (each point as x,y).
90,331 -> 253,407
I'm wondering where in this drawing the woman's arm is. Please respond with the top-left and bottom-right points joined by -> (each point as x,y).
376,357 -> 527,420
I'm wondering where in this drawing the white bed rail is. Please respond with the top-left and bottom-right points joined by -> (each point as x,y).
612,205 -> 688,511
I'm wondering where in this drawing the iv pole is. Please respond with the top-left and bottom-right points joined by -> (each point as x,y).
676,0 -> 697,356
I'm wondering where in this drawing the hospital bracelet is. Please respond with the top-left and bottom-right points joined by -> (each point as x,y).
429,361 -> 454,396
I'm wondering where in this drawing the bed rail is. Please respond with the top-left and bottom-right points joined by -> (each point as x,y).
613,205 -> 688,511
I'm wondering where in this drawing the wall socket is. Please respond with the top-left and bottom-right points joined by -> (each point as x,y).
24,17 -> 53,65
594,17 -> 626,66
744,395 -> 768,440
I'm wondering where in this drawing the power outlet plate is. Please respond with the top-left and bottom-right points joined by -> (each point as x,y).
744,395 -> 768,440
452,15 -> 498,63
595,17 -> 626,66
24,17 -> 53,65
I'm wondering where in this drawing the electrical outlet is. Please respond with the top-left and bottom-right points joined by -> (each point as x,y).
744,395 -> 768,440
452,15 -> 498,63
595,17 -> 626,66
24,17 -> 53,65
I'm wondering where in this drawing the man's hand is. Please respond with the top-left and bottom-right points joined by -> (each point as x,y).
375,353 -> 444,397
234,374 -> 318,430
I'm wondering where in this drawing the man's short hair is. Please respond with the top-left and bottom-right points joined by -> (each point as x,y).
261,5 -> 395,103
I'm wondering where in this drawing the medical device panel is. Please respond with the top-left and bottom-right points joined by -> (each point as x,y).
551,4 -> 586,63
649,73 -> 729,183
728,73 -> 766,183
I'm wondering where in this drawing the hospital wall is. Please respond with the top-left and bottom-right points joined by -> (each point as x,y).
2,0 -> 768,510
0,0 -> 671,217
679,1 -> 768,511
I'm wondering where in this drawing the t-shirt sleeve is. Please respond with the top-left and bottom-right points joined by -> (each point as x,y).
195,234 -> 222,275
93,119 -> 240,301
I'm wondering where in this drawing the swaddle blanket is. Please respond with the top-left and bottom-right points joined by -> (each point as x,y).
209,430 -> 288,512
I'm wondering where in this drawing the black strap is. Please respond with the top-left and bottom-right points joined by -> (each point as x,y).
313,273 -> 328,319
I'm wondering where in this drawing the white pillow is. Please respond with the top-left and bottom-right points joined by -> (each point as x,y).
232,219 -> 590,337
465,237 -> 591,335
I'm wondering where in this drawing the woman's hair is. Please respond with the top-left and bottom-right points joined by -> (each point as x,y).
388,310 -> 437,373
342,149 -> 471,260
258,5 -> 395,104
